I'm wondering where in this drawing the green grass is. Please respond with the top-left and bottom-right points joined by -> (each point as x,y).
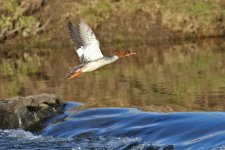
79,0 -> 143,23
1,0 -> 18,13
0,62 -> 14,76
186,1 -> 216,23
79,0 -> 113,23
0,0 -> 40,39
0,15 -> 12,29
186,2 -> 214,15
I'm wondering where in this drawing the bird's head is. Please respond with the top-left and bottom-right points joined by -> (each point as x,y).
115,50 -> 136,58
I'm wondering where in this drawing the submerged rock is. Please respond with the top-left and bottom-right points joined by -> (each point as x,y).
0,94 -> 63,131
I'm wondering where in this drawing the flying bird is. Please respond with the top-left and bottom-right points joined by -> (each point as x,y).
65,19 -> 136,79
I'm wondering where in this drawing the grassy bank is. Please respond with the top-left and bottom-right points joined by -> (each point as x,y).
46,0 -> 225,43
1,0 -> 225,44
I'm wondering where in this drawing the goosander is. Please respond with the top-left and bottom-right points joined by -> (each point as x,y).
65,19 -> 136,79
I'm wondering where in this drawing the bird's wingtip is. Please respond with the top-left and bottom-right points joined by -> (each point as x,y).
67,20 -> 73,26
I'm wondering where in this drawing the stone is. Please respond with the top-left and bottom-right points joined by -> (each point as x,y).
0,93 -> 63,131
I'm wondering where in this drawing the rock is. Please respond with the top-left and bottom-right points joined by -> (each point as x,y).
0,94 -> 63,131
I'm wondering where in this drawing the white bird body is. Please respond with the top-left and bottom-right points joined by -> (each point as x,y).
65,19 -> 135,79
81,56 -> 118,72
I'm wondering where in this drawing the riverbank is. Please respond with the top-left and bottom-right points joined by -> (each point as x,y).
1,0 -> 225,44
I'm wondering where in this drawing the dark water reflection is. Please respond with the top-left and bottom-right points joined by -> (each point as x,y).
0,39 -> 225,111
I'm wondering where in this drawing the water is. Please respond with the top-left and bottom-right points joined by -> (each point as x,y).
1,102 -> 225,149
0,39 -> 224,111
0,39 -> 225,149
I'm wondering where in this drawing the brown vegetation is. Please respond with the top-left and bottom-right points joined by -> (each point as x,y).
0,0 -> 50,43
1,0 -> 225,43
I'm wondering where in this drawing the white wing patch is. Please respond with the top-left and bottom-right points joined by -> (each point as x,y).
79,19 -> 104,62
67,19 -> 104,63
76,46 -> 84,59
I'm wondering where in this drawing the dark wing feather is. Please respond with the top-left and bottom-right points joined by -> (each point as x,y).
67,21 -> 83,50
67,19 -> 103,63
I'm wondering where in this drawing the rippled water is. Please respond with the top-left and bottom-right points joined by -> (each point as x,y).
0,39 -> 225,149
1,102 -> 225,149
0,39 -> 225,111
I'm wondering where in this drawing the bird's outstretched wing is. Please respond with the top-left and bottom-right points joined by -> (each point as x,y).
67,19 -> 103,63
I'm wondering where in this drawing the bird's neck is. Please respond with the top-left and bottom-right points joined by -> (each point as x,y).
110,55 -> 119,61
93,55 -> 118,65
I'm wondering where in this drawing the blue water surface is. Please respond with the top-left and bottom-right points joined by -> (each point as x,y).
1,102 -> 225,150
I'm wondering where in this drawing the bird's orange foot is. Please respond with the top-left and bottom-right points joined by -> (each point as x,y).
67,69 -> 82,79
